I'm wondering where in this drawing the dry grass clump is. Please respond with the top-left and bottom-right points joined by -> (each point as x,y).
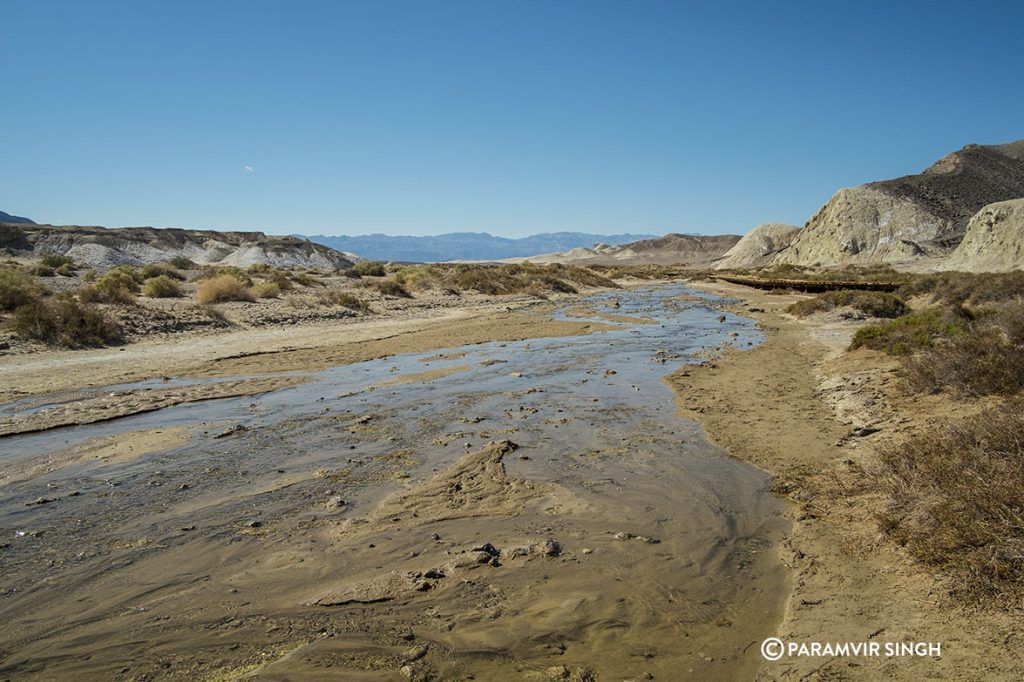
39,254 -> 74,269
850,308 -> 969,355
0,265 -> 46,311
318,289 -> 372,312
750,263 -> 908,283
876,402 -> 1024,603
265,269 -> 296,291
788,290 -> 909,318
141,275 -> 184,298
195,274 -> 255,304
590,264 -> 702,280
12,298 -> 121,347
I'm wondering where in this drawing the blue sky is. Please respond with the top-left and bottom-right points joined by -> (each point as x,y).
2,0 -> 1022,237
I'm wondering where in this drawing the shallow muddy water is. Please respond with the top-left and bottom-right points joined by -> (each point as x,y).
0,285 -> 788,680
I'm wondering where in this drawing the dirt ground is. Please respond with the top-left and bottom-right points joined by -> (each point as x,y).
671,280 -> 1024,680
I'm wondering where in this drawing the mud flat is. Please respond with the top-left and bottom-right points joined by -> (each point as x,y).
1,284 -> 789,680
671,280 -> 1024,680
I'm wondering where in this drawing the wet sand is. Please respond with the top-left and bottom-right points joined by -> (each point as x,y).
672,280 -> 1024,680
0,285 -> 789,680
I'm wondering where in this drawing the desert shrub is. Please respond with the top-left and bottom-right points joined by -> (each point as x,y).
39,254 -> 74,269
167,255 -> 196,270
250,281 -> 280,299
787,291 -> 909,318
347,260 -> 388,278
289,272 -> 323,287
0,265 -> 45,311
265,270 -> 295,291
318,289 -> 372,312
80,269 -> 140,304
876,402 -> 1024,603
194,266 -> 252,287
141,263 -> 185,281
899,305 -> 1024,398
55,263 -> 76,276
374,278 -> 412,298
81,268 -> 97,282
108,265 -> 144,284
850,308 -> 969,354
898,272 -> 1024,306
195,274 -> 255,304
30,265 -> 55,277
142,275 -> 184,298
12,299 -> 121,347
247,262 -> 271,274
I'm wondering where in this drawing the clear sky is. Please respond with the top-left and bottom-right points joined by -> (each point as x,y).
3,0 -> 1022,237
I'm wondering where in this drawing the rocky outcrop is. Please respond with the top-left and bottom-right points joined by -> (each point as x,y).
776,140 -> 1024,266
0,224 -> 354,269
945,199 -> 1024,272
714,223 -> 799,269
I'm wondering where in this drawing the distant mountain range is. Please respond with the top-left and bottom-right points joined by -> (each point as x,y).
299,231 -> 657,262
0,210 -> 35,224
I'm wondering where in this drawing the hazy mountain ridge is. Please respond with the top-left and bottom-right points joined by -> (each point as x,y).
301,231 -> 656,262
0,210 -> 35,225
1,224 -> 353,269
523,233 -> 741,266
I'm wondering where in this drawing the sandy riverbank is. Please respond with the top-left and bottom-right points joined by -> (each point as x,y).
672,280 -> 1023,680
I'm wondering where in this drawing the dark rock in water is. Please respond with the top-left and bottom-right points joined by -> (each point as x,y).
246,519 -> 262,528
852,426 -> 880,437
399,631 -> 416,641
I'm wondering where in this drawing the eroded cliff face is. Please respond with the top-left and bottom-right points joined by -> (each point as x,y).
775,141 -> 1024,267
775,187 -> 950,266
945,199 -> 1024,272
714,223 -> 799,270
0,224 -> 354,269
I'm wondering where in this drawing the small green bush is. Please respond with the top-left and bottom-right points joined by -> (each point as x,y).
247,262 -> 271,274
80,269 -> 140,304
141,263 -> 185,281
0,265 -> 46,311
194,266 -> 252,287
250,281 -> 280,299
850,308 -> 969,354
39,254 -> 74,269
81,268 -> 97,282
55,263 -> 76,277
142,275 -> 184,298
167,256 -> 196,270
31,265 -> 56,277
267,270 -> 295,291
787,291 -> 909,318
348,261 -> 388,278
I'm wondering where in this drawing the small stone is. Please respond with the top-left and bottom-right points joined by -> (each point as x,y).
429,532 -> 441,541
399,631 -> 416,641
540,539 -> 562,557
246,520 -> 262,528
403,644 -> 428,662
581,548 -> 593,555
414,580 -> 432,592
325,495 -> 346,509
424,567 -> 445,579
400,665 -> 414,678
